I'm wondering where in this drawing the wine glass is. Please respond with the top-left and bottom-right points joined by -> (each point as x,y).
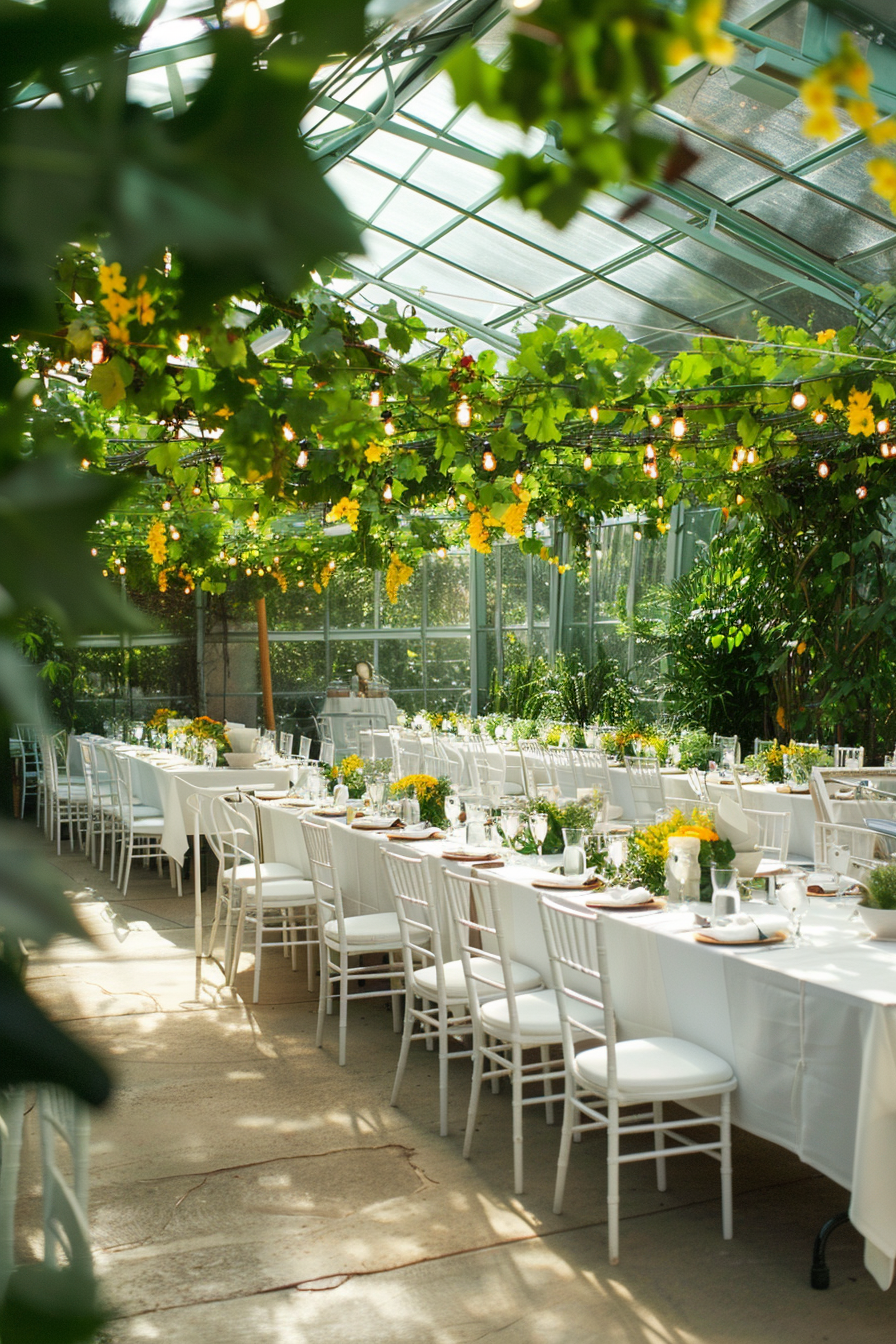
530,812 -> 549,858
444,794 -> 461,835
500,808 -> 521,849
778,874 -> 809,943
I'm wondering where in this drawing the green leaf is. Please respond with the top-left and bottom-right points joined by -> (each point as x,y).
832,551 -> 850,568
0,963 -> 110,1102
0,1264 -> 108,1344
85,360 -> 126,409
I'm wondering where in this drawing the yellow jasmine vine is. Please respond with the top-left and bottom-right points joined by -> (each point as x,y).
385,551 -> 413,604
326,496 -> 361,530
365,441 -> 387,464
146,520 -> 167,565
846,388 -> 875,437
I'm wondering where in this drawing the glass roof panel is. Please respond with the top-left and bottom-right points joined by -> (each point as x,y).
368,186 -> 463,243
382,252 -> 524,316
405,152 -> 501,210
478,196 -> 651,270
745,180 -> 896,260
326,159 -> 400,218
429,219 -> 584,295
609,251 -> 745,316
352,128 -> 432,178
353,229 -> 412,271
663,236 -> 775,300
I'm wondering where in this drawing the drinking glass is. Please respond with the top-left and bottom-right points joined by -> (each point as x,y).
561,827 -> 587,877
500,808 -> 521,848
710,865 -> 740,921
778,874 -> 809,942
444,793 -> 461,834
465,804 -> 487,848
530,812 -> 549,857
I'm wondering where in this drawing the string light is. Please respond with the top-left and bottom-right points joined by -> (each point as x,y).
228,556 -> 238,566
162,494 -> 172,511
481,442 -> 497,472
514,467 -> 525,486
90,341 -> 107,365
185,585 -> 192,595
192,483 -> 201,496
731,452 -> 741,472
212,459 -> 225,484
817,461 -> 830,478
746,447 -> 756,465
436,547 -> 447,559
791,383 -> 807,410
296,440 -> 310,468
281,423 -> 295,442
170,527 -> 180,539
583,452 -> 593,471
881,442 -> 892,458
589,406 -> 599,424
368,382 -> 382,408
736,446 -> 746,464
671,407 -> 687,439
633,526 -> 643,540
176,333 -> 189,355
245,567 -> 252,575
90,548 -> 97,557
446,490 -> 457,511
656,493 -> 664,510
80,458 -> 90,470
118,565 -> 126,575
102,569 -> 108,577
382,476 -> 393,502
642,443 -> 656,476
455,396 -> 471,428
649,411 -> 663,429
328,559 -> 336,571
813,409 -> 827,425
252,501 -> 260,519
382,409 -> 396,436
735,493 -> 745,505
878,417 -> 891,435
224,0 -> 269,35
857,484 -> 868,499
212,498 -> 220,513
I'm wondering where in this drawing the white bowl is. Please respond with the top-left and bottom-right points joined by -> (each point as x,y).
226,728 -> 258,753
857,904 -> 896,940
224,752 -> 263,769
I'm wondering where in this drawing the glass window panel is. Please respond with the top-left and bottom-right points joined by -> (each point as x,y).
372,187 -> 463,245
610,251 -> 744,317
378,639 -> 424,700
531,555 -> 550,624
269,640 -> 327,694
448,102 -> 543,159
353,126 -> 432,177
499,544 -> 528,626
804,142 -> 896,227
327,568 -> 375,629
665,235 -> 771,299
384,252 -> 520,315
380,563 -> 424,627
399,73 -> 466,135
326,159 -> 397,218
746,179 -> 896,258
330,638 -> 378,685
353,228 -> 411,271
407,151 -> 502,211
549,274 -> 690,338
479,195 -> 638,270
266,585 -> 325,632
425,636 -> 471,705
431,219 -> 581,295
425,554 -> 470,626
594,523 -> 633,617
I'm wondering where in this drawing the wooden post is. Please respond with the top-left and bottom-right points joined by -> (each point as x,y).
256,597 -> 276,731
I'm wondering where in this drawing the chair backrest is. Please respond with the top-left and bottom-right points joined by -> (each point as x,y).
713,733 -> 740,764
278,731 -> 294,757
541,746 -> 572,791
397,732 -> 423,778
809,766 -> 835,824
624,754 -> 665,818
814,820 -> 880,874
537,894 -> 613,1084
39,735 -> 59,793
753,737 -> 775,756
441,868 -> 519,1037
687,767 -> 710,804
37,1085 -> 91,1272
570,747 -> 611,794
318,739 -> 335,768
382,846 -> 441,993
301,814 -> 345,936
298,735 -> 312,761
834,744 -> 864,768
516,739 -> 543,799
434,737 -> 465,789
185,788 -> 238,876
743,807 -> 791,862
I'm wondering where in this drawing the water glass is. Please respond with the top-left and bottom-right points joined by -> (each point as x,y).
561,827 -> 587,877
778,874 -> 809,942
444,793 -> 461,832
711,865 -> 740,921
530,812 -> 549,857
500,808 -> 521,847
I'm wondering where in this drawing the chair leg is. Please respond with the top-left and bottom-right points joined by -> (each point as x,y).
720,1091 -> 733,1240
553,1094 -> 576,1215
391,992 -> 415,1110
512,1043 -> 524,1195
541,1045 -> 555,1125
462,1049 -> 484,1160
389,952 -> 402,1033
607,1098 -> 620,1265
252,909 -> 263,1003
305,920 -> 316,992
229,900 -> 248,987
438,1006 -> 450,1138
653,1100 -> 667,1192
338,958 -> 349,1066
315,949 -> 329,1048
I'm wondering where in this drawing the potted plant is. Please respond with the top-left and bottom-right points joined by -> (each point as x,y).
857,864 -> 896,939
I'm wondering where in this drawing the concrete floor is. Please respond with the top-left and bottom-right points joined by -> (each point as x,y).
15,829 -> 896,1343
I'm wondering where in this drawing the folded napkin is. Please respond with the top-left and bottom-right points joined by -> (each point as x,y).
591,885 -> 654,906
535,869 -> 598,889
806,870 -> 839,895
351,816 -> 393,830
385,825 -> 443,840
716,795 -> 760,849
703,912 -> 791,943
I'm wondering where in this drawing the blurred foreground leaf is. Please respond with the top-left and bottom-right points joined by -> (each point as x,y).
0,1265 -> 107,1344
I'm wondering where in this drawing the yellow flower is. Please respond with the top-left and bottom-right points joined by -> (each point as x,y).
816,328 -> 836,344
157,567 -> 170,593
365,441 -> 387,464
846,387 -> 875,436
867,156 -> 896,201
843,57 -> 871,99
847,98 -> 879,131
868,120 -> 896,147
101,291 -> 133,323
107,321 -> 130,344
776,705 -> 787,729
803,109 -> 841,142
146,520 -> 167,565
675,824 -> 719,842
391,773 -> 439,799
326,496 -> 361,530
134,290 -> 156,324
319,563 -> 332,590
274,570 -> 287,592
666,37 -> 693,66
467,510 -> 493,555
801,76 -> 835,113
703,33 -> 734,66
98,262 -> 127,296
385,551 -> 413,603
693,0 -> 722,38
797,640 -> 807,654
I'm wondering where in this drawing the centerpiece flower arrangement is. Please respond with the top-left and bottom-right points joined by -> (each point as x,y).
183,716 -> 230,763
329,754 -> 370,796
390,773 -> 452,827
742,740 -> 832,783
675,728 -> 715,771
517,797 -> 602,858
623,808 -> 736,900
601,722 -> 670,763
146,707 -> 179,733
540,722 -> 586,747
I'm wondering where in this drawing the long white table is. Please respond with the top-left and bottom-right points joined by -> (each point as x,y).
252,803 -> 896,1290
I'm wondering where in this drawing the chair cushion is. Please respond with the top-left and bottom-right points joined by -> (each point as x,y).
126,817 -> 166,832
241,879 -> 316,903
324,912 -> 403,947
231,861 -> 311,885
414,957 -> 542,1004
575,1037 -> 735,1097
480,988 -> 604,1042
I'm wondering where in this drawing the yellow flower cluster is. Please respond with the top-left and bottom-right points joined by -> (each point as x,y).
391,773 -> 439,800
385,551 -> 413,604
666,0 -> 734,68
331,754 -> 366,781
467,509 -> 493,554
846,388 -> 875,437
816,328 -> 836,345
313,563 -> 333,595
800,40 -> 896,212
326,496 -> 360,530
274,569 -> 287,592
146,519 -> 167,565
365,442 -> 387,464
538,544 -> 570,574
501,487 -> 530,538
97,262 -> 155,343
